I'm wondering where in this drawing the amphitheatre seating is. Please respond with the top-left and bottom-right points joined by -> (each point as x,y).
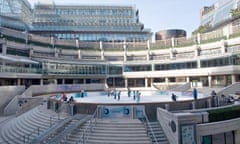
0,103 -> 69,144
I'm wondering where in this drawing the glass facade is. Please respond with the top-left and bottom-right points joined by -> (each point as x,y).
200,54 -> 240,67
0,0 -> 32,30
201,0 -> 240,28
0,1 -> 151,42
31,4 -> 151,42
155,61 -> 197,71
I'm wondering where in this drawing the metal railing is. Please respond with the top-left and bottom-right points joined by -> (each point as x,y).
142,110 -> 159,144
79,106 -> 99,144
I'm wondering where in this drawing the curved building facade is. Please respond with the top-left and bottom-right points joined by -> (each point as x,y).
0,25 -> 240,88
155,29 -> 186,40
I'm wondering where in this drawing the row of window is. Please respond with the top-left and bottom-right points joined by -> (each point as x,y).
34,18 -> 134,25
1,54 -> 240,75
53,33 -> 148,42
54,9 -> 134,17
124,55 -> 240,72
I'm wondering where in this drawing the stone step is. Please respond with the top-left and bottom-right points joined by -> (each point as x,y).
0,105 -> 69,144
86,139 -> 150,144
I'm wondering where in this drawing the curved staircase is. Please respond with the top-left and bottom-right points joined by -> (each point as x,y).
0,104 -> 69,144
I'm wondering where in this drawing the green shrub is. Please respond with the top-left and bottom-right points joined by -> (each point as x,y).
208,106 -> 240,122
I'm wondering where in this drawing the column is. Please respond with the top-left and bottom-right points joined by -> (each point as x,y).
40,79 -> 43,86
123,41 -> 127,62
54,48 -> 58,57
197,59 -> 201,68
194,45 -> 200,57
197,33 -> 201,44
125,78 -> 128,88
29,45 -> 34,56
146,40 -> 150,61
2,43 -> 7,55
235,130 -> 240,144
145,78 -> 148,88
83,79 -> 86,84
17,79 -> 21,85
169,48 -> 173,59
78,50 -> 81,59
223,75 -> 227,86
101,50 -> 104,60
62,79 -> 65,84
171,37 -> 175,48
165,77 -> 169,84
186,77 -> 190,83
104,79 -> 107,88
221,40 -> 226,54
150,78 -> 153,87
232,74 -> 236,84
76,39 -> 79,48
208,75 -> 212,87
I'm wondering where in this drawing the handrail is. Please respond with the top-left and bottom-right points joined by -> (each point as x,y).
0,126 -> 42,144
80,106 -> 99,144
55,102 -> 68,120
142,110 -> 158,144
216,82 -> 240,96
25,127 -> 42,143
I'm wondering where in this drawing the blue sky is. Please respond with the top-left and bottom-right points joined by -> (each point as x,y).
28,0 -> 217,37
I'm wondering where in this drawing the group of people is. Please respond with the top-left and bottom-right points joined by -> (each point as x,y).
171,88 -> 198,102
61,92 -> 74,103
107,88 -> 141,102
108,89 -> 121,101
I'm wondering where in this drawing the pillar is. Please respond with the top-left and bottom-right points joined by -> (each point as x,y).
2,43 -> 6,55
221,40 -> 226,54
83,79 -> 86,84
170,48 -> 173,59
78,50 -> 81,59
232,74 -> 236,84
208,75 -> 212,87
76,39 -> 79,48
125,78 -> 128,88
186,77 -> 190,83
194,45 -> 200,57
150,78 -> 153,87
197,59 -> 201,68
100,41 -> 103,50
104,79 -> 107,87
17,79 -> 21,85
62,79 -> 65,84
171,37 -> 175,48
145,78 -> 148,88
29,47 -> 34,57
197,33 -> 201,44
235,130 -> 240,144
101,50 -> 104,60
165,77 -> 169,84
223,75 -> 227,86
123,41 -> 127,62
146,40 -> 150,61
54,48 -> 58,57
40,79 -> 43,86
